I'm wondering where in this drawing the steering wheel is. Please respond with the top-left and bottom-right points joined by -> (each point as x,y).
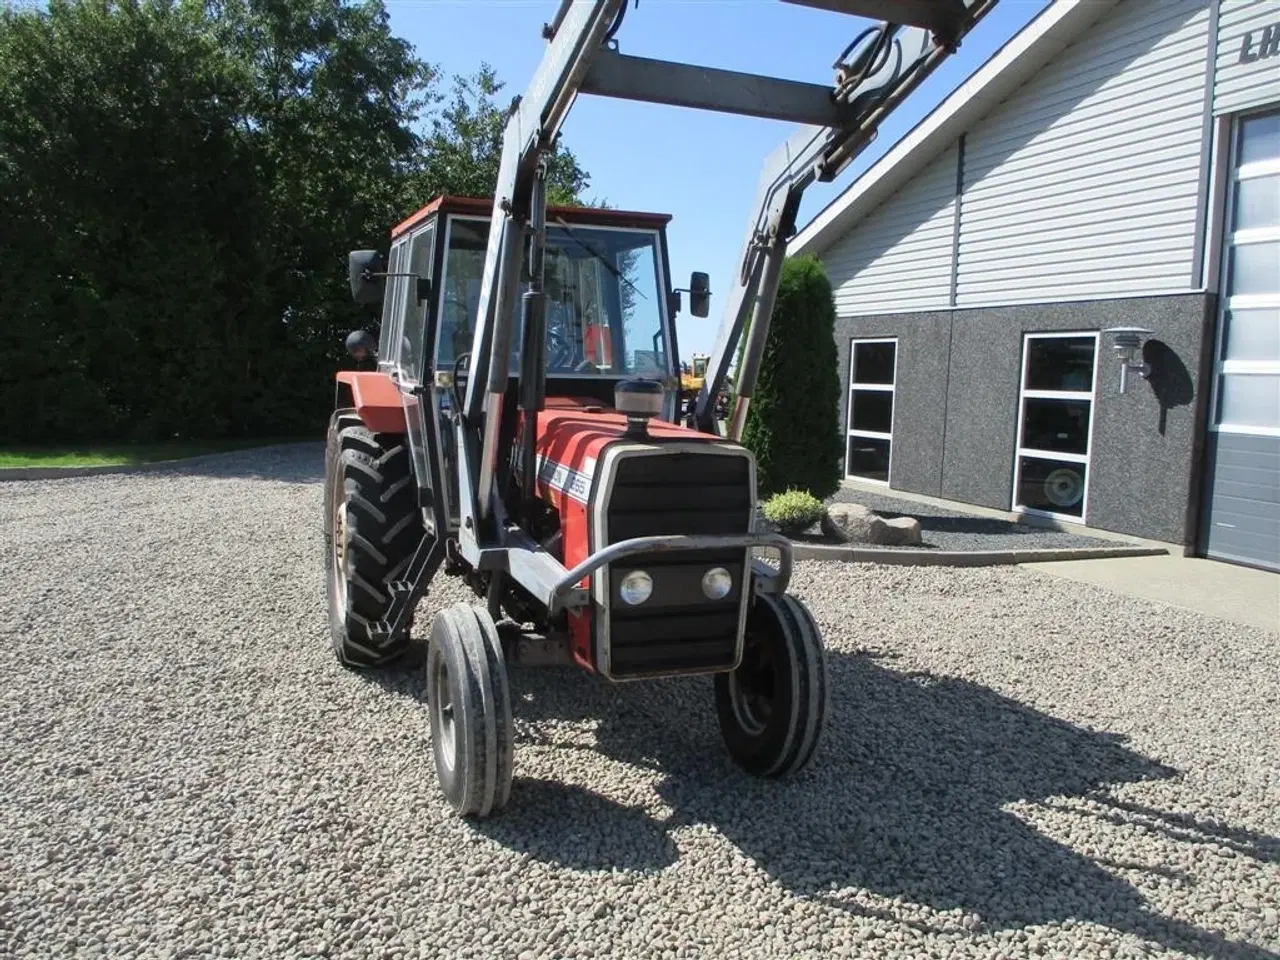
546,326 -> 576,372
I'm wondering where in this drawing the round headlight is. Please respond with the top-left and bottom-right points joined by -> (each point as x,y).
701,567 -> 733,600
619,570 -> 653,605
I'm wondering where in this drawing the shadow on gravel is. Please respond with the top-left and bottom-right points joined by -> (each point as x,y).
472,777 -> 679,875
912,515 -> 1056,537
438,650 -> 1280,960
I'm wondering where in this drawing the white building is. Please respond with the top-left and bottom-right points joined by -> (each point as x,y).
791,0 -> 1280,571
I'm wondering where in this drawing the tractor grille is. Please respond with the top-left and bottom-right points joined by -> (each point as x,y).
600,447 -> 754,680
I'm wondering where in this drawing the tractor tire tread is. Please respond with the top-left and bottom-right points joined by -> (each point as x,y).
713,590 -> 828,779
324,410 -> 423,669
459,604 -> 515,814
427,603 -> 515,818
344,490 -> 387,527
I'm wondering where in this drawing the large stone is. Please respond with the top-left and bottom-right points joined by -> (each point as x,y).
820,503 -> 887,544
878,515 -> 922,545
819,503 -> 923,545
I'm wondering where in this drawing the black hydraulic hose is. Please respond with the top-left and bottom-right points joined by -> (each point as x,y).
604,0 -> 633,45
835,23 -> 891,98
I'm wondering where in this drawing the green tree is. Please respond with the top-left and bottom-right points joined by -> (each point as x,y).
408,63 -> 590,206
0,0 -> 594,445
739,254 -> 843,500
0,0 -> 267,441
206,0 -> 437,431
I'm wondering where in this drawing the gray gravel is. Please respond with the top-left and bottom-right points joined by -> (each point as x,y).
2,444 -> 1278,960
828,485 -> 1126,552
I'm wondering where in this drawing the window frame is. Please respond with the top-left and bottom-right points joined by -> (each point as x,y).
844,336 -> 898,486
377,241 -> 407,372
1209,106 -> 1280,439
396,221 -> 437,386
1011,330 -> 1100,523
436,214 -> 676,383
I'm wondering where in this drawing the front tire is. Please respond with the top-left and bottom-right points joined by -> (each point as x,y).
714,592 -> 828,778
426,603 -> 515,818
323,409 -> 423,669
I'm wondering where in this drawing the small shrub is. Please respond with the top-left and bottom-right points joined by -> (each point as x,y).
761,489 -> 825,534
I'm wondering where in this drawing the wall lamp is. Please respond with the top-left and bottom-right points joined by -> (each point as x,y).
1102,326 -> 1153,395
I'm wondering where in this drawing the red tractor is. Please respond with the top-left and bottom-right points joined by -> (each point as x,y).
323,0 -> 995,817
327,195 -> 822,817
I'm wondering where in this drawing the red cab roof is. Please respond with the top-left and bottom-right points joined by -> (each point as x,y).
391,195 -> 673,239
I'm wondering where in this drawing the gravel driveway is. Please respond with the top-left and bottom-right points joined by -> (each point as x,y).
2,444 -> 1277,960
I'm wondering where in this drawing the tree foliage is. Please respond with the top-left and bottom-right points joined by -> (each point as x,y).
410,64 -> 589,207
0,0 -> 593,444
739,254 -> 843,501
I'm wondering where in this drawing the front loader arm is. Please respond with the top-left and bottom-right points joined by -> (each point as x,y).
452,0 -> 1001,563
459,0 -> 629,551
693,0 -> 1001,436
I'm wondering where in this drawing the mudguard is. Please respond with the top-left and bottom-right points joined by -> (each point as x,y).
335,371 -> 407,434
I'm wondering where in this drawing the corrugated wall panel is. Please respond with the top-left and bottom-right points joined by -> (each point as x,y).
1214,0 -> 1280,115
955,0 -> 1211,306
821,143 -> 958,316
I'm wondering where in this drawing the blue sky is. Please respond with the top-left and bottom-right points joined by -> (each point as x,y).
384,0 -> 1052,357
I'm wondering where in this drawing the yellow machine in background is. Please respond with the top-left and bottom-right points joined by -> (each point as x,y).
680,353 -> 731,423
680,352 -> 710,395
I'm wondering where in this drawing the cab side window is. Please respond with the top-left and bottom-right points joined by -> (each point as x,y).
399,225 -> 436,382
377,242 -> 406,367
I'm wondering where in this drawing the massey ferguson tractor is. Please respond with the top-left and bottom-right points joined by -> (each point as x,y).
324,0 -> 997,817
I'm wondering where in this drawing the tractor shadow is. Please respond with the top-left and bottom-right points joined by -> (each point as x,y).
470,650 -> 1280,959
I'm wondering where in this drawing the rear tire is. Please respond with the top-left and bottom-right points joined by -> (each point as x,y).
426,603 -> 515,818
714,592 -> 828,778
323,409 -> 423,669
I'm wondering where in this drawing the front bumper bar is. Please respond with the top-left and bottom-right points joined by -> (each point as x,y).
547,531 -> 793,614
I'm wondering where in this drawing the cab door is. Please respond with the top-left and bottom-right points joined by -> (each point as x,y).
395,223 -> 438,530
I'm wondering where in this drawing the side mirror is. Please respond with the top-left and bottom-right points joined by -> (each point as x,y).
689,271 -> 711,318
415,275 -> 433,304
345,329 -> 378,362
348,250 -> 385,304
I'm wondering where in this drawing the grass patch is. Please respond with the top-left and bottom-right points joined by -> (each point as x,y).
0,436 -> 314,469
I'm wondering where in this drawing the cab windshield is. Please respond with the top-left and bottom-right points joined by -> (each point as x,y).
437,217 -> 669,380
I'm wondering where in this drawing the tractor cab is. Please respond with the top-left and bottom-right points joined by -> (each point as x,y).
345,196 -> 710,533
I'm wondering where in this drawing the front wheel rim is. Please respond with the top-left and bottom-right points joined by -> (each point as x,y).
431,657 -> 456,772
330,489 -> 350,614
728,637 -> 775,736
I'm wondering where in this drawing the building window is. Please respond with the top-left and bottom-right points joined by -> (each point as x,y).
1013,332 -> 1098,520
846,338 -> 897,484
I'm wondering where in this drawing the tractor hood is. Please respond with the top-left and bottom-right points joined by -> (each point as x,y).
524,397 -> 742,507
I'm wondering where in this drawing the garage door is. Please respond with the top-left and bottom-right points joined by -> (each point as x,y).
1201,108 -> 1280,572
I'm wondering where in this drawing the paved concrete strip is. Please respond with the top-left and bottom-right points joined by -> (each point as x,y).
1020,554 -> 1280,633
790,542 -> 1169,566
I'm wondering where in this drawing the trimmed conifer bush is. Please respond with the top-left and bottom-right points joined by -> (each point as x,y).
740,254 -> 843,500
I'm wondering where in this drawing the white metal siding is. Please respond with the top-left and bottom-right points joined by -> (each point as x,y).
1214,0 -> 1280,115
955,0 -> 1211,305
821,143 -> 958,316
